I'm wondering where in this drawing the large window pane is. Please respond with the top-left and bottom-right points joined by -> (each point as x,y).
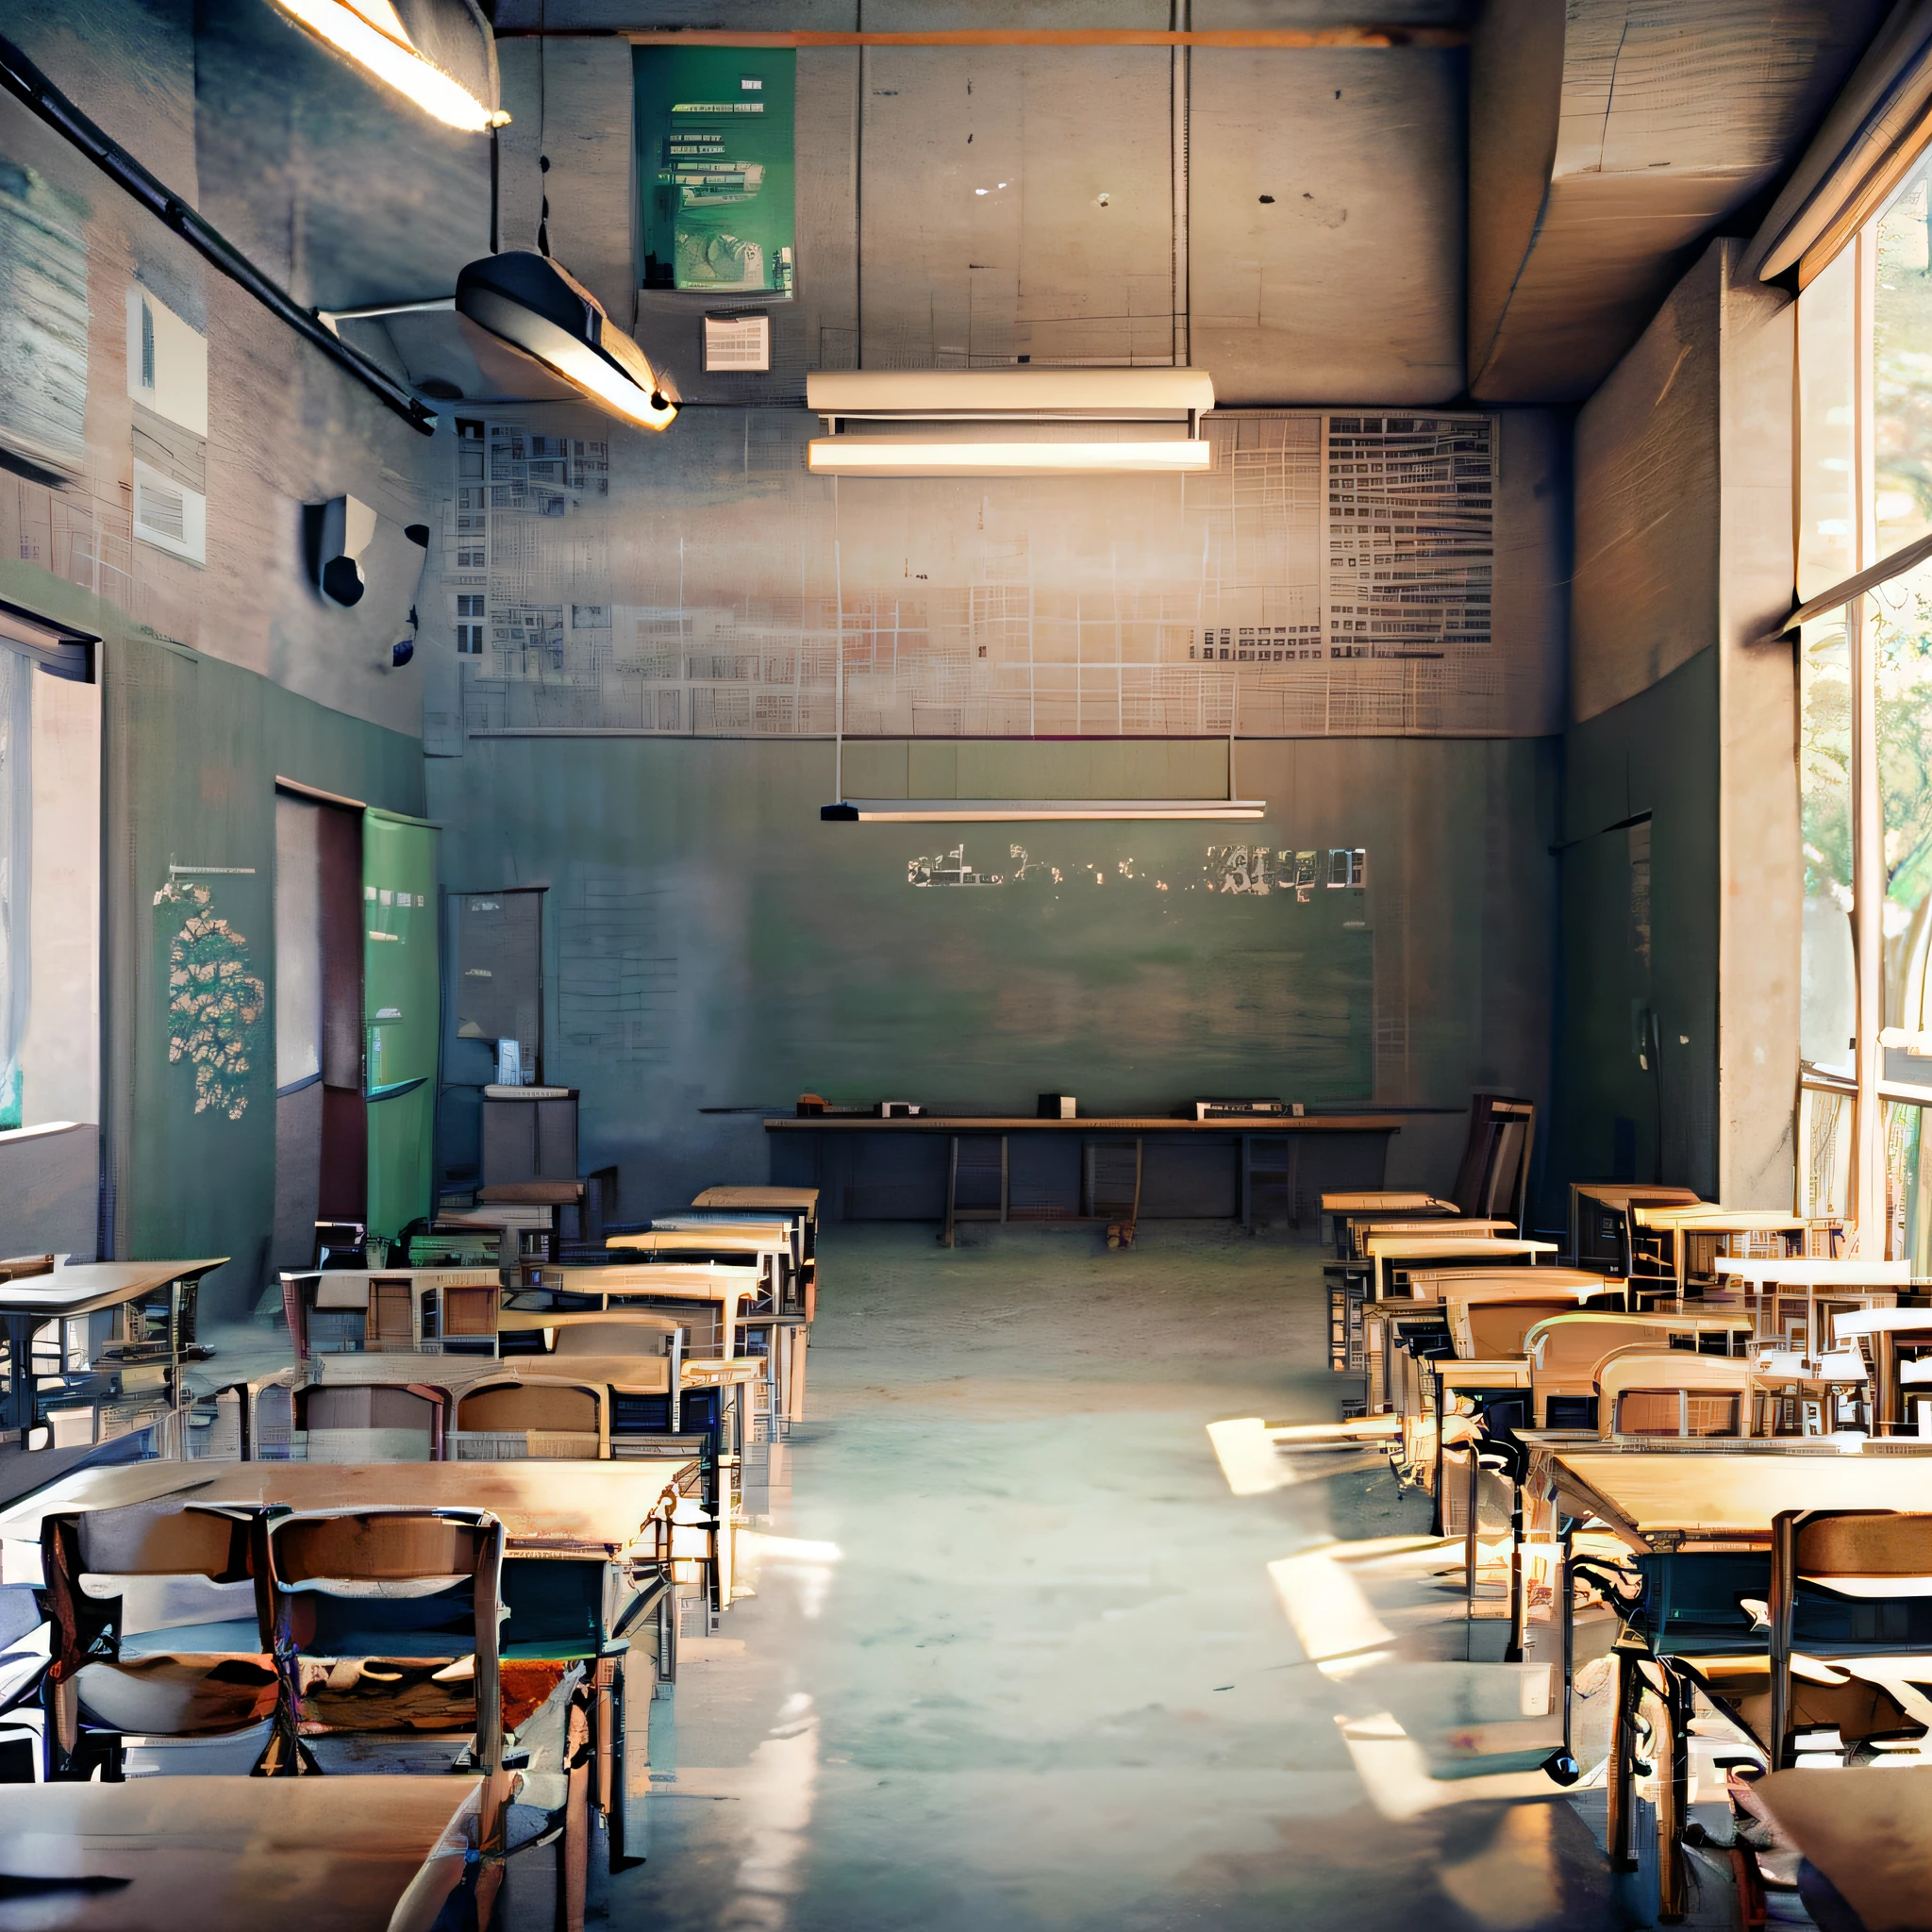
1801,611 -> 1855,1077
1799,243 -> 1859,598
1883,1099 -> 1932,1265
1800,1083 -> 1854,1218
1871,560 -> 1932,1052
1875,149 -> 1932,561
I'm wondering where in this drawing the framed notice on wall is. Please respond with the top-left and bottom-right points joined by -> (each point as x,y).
634,46 -> 796,300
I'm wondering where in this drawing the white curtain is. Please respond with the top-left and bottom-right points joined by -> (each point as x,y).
0,647 -> 31,1109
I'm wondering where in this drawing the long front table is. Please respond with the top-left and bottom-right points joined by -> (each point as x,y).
768,1114 -> 1407,1241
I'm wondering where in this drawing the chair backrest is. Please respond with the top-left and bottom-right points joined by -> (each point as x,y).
1451,1296 -> 1586,1359
272,1510 -> 494,1587
547,1315 -> 679,1357
1598,1353 -> 1753,1439
1525,1313 -> 1752,1424
266,1507 -> 506,1835
1790,1510 -> 1932,1581
296,1383 -> 443,1461
73,1501 -> 252,1579
1770,1509 -> 1932,1768
457,1381 -> 600,1436
1449,1094 -> 1536,1231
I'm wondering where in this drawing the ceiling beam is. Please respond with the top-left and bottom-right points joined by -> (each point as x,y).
497,26 -> 1467,49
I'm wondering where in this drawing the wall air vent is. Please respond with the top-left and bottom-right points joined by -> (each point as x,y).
132,458 -> 205,563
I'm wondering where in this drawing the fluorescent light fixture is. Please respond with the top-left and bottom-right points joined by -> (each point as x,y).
456,253 -> 677,431
270,0 -> 508,133
808,368 -> 1215,417
808,439 -> 1208,477
807,366 -> 1214,477
820,798 -> 1265,822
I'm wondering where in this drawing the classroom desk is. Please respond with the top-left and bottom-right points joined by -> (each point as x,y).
516,1263 -> 765,1364
0,1257 -> 225,1458
1529,1439 -> 1932,1916
1363,1233 -> 1557,1302
768,1113 -> 1406,1241
1630,1207 -> 1838,1294
0,1776 -> 484,1932
0,1457 -> 696,1562
604,1229 -> 801,1317
1568,1184 -> 1703,1274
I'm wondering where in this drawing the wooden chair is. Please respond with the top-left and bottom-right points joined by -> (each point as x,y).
1769,1509 -> 1932,1772
1330,1093 -> 1536,1233
1523,1309 -> 1754,1429
263,1509 -> 511,1816
40,1499 -> 278,1781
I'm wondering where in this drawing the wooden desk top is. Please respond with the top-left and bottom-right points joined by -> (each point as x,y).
766,1113 -> 1406,1134
521,1264 -> 762,1306
1632,1206 -> 1826,1232
0,1458 -> 696,1556
477,1181 -> 584,1204
1364,1235 -> 1554,1259
0,1776 -> 479,1932
607,1230 -> 784,1257
1712,1257 -> 1911,1287
305,1352 -> 686,1395
1548,1447 -> 1932,1541
0,1258 -> 227,1316
1570,1184 -> 1704,1210
693,1187 -> 820,1209
1321,1192 -> 1457,1213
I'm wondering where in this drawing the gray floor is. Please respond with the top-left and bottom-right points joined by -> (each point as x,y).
602,1223 -> 1617,1932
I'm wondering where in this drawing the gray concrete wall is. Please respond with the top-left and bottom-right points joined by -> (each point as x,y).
1557,240 -> 1801,1215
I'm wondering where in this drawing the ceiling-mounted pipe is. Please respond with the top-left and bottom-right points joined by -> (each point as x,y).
0,32 -> 439,437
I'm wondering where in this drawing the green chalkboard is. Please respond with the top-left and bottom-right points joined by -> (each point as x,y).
634,46 -> 795,299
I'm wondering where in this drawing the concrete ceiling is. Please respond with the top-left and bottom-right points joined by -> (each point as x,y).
1468,0 -> 1889,403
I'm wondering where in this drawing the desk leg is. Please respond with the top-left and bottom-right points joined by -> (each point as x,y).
943,1135 -> 958,1248
1288,1135 -> 1301,1230
1241,1135 -> 1252,1232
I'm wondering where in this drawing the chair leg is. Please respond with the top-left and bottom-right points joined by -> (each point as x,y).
1655,1670 -> 1690,1924
1606,1652 -> 1637,1873
560,1690 -> 592,1932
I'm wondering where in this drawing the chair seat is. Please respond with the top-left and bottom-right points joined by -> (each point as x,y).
121,1618 -> 265,1658
76,1656 -> 279,1736
296,1657 -> 477,1733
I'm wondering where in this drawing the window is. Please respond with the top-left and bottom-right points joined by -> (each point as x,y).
1795,142 -> 1932,1251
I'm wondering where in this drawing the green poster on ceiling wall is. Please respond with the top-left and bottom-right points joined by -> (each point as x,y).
635,45 -> 795,299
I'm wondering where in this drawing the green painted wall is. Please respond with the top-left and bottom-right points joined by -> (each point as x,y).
364,812 -> 440,1240
104,626 -> 425,1320
429,735 -> 1557,1219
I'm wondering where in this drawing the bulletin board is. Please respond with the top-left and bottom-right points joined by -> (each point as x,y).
634,46 -> 796,299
